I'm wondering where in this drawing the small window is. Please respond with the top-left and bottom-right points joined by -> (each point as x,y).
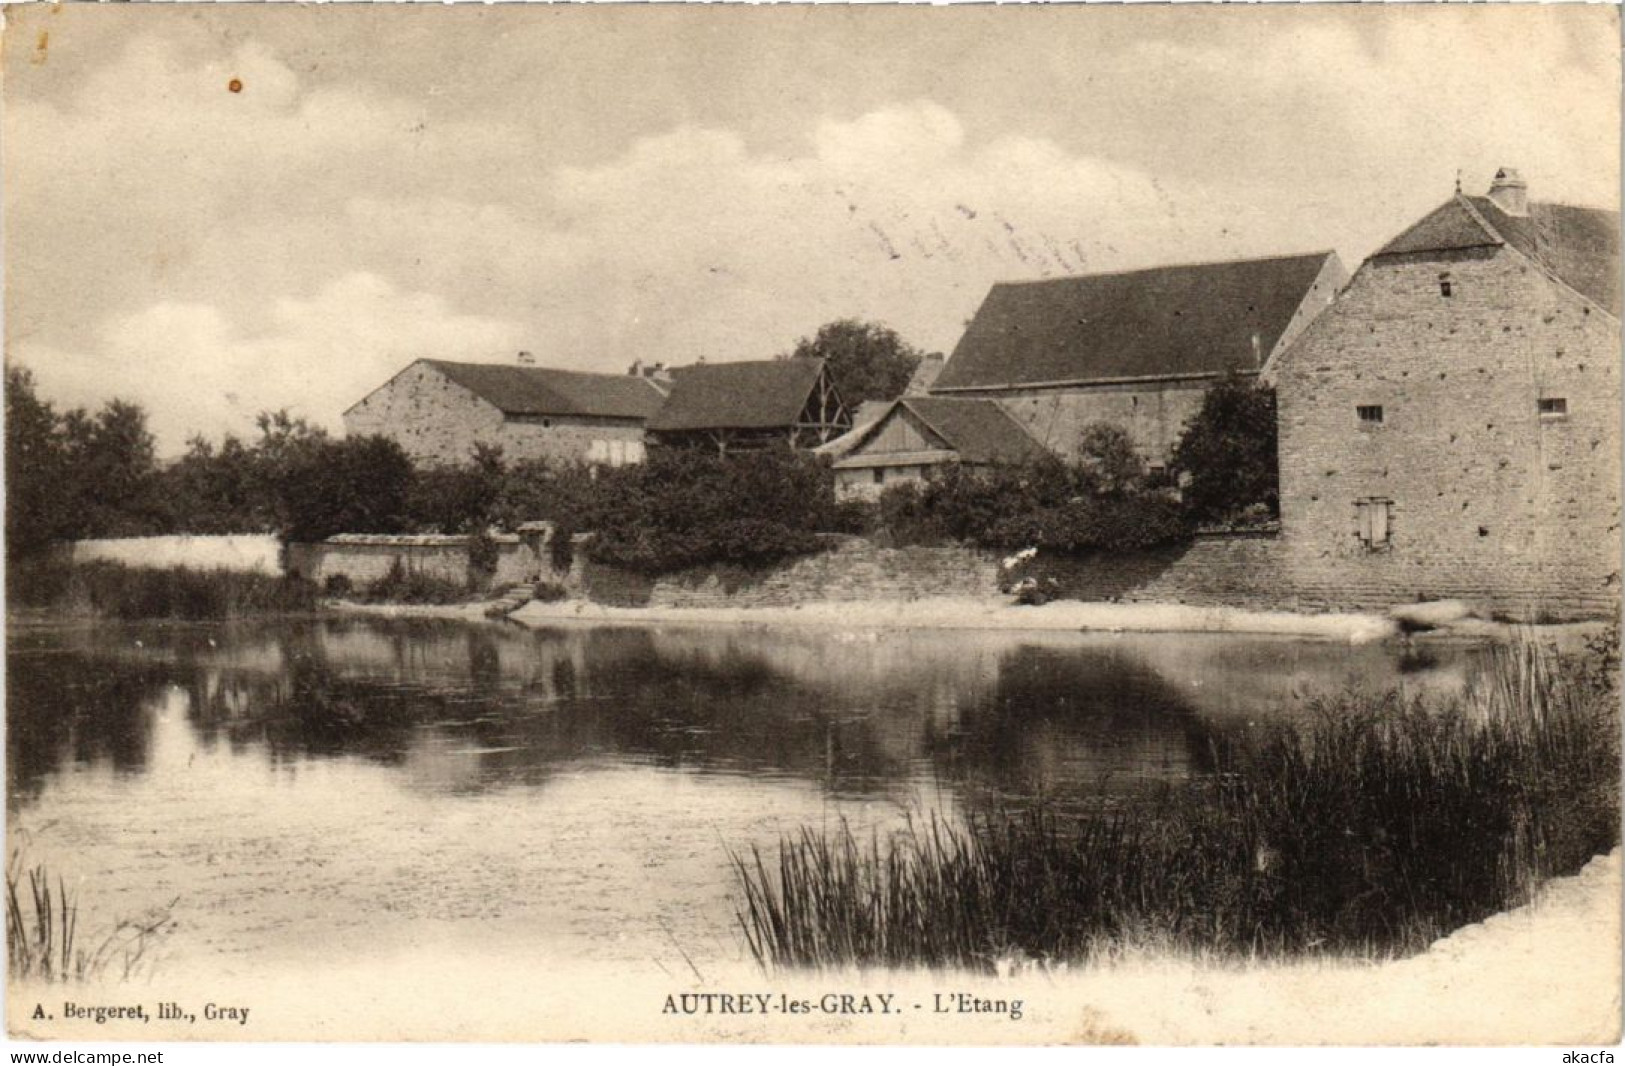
872,468 -> 885,486
1357,405 -> 1384,425
1538,397 -> 1568,418
1440,281 -> 1453,298
1356,498 -> 1392,550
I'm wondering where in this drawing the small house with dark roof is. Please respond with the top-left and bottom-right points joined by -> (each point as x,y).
646,358 -> 852,452
1271,168 -> 1620,619
819,396 -> 1045,500
344,357 -> 669,467
931,251 -> 1348,466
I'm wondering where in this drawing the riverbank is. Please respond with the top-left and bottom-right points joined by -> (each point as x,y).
315,592 -> 1616,645
506,595 -> 1589,644
11,847 -> 1617,1044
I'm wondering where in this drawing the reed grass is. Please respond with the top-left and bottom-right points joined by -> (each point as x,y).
10,557 -> 317,620
6,848 -> 176,983
733,634 -> 1620,972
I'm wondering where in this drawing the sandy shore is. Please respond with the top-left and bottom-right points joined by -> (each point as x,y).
324,593 -> 1604,645
506,595 -> 1406,642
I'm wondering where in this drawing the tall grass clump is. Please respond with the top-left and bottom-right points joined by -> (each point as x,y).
734,634 -> 1620,972
11,557 -> 317,620
350,558 -> 471,605
6,848 -> 175,983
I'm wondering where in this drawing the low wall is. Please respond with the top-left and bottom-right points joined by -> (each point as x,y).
70,535 -> 283,574
569,531 -> 1616,621
571,536 -> 1003,608
287,531 -> 565,591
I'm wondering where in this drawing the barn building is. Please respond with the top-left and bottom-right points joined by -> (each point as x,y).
646,358 -> 852,452
823,396 -> 1045,501
344,358 -> 669,467
930,251 -> 1348,469
1271,169 -> 1620,618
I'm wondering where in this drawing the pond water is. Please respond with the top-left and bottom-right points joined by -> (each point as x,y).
6,617 -> 1490,976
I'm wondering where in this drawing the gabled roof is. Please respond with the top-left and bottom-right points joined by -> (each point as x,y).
933,251 -> 1339,391
1374,195 -> 1620,316
421,360 -> 668,420
648,359 -> 829,432
829,396 -> 1045,467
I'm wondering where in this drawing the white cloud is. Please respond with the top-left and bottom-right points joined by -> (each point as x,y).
7,13 -> 1615,454
14,274 -> 527,452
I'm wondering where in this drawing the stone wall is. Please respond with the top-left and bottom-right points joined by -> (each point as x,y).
1274,244 -> 1621,621
70,535 -> 283,574
947,379 -> 1219,463
567,527 -> 1615,620
570,536 -> 1005,608
287,531 -> 566,591
344,361 -> 647,467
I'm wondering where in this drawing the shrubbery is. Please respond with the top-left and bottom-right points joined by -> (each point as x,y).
874,443 -> 1192,555
1172,373 -> 1280,526
583,448 -> 836,574
8,558 -> 317,620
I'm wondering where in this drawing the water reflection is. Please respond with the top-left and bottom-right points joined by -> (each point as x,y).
9,618 -> 1490,812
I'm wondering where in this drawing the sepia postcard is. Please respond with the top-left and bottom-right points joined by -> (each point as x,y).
2,2 -> 1620,1060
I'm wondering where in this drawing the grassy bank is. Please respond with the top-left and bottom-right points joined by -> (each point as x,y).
734,635 -> 1620,972
8,557 -> 317,621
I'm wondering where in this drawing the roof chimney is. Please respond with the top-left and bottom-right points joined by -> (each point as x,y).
517,350 -> 536,366
1486,167 -> 1528,217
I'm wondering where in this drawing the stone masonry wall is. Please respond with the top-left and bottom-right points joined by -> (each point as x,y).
1274,245 -> 1620,621
287,533 -> 562,590
964,380 -> 1216,462
571,536 -> 1005,608
344,361 -> 647,467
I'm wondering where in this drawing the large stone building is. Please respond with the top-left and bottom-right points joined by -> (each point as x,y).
1272,169 -> 1620,618
344,358 -> 668,467
930,251 -> 1348,468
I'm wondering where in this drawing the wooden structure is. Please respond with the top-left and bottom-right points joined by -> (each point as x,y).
646,358 -> 852,452
820,396 -> 1045,500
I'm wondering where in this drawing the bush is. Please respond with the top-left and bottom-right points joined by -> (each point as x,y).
820,498 -> 878,536
585,448 -> 836,574
466,528 -> 500,588
356,558 -> 469,605
1172,373 -> 1279,525
531,581 -> 568,604
322,573 -> 354,599
873,457 -> 1193,554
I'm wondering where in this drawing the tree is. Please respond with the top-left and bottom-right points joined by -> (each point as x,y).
269,434 -> 415,543
5,366 -> 71,557
61,398 -> 164,537
786,319 -> 928,409
1171,374 -> 1280,526
5,367 -> 167,554
1076,423 -> 1145,497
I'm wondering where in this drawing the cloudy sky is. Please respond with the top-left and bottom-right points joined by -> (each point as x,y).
4,4 -> 1618,453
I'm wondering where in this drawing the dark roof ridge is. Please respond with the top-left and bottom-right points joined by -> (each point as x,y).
987,249 -> 1337,289
900,395 -> 1040,449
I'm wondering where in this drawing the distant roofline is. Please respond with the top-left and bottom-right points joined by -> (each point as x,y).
422,357 -> 640,381
984,249 -> 1338,290
932,368 -> 1259,393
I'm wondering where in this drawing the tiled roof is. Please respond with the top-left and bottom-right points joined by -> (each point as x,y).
831,397 -> 1044,467
424,360 -> 668,420
934,252 -> 1338,391
648,359 -> 828,432
1373,195 -> 1620,316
